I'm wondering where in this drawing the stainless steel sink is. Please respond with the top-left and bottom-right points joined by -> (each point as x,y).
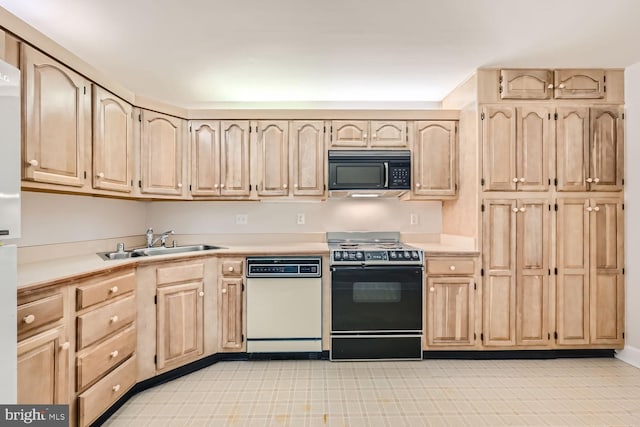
98,244 -> 224,261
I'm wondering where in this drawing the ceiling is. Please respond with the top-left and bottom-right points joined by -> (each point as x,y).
2,0 -> 640,109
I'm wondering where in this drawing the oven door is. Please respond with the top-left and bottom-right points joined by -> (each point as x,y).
331,265 -> 423,332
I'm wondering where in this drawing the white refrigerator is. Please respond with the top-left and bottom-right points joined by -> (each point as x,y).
0,58 -> 21,404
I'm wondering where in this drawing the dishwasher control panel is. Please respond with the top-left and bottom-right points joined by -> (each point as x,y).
246,257 -> 322,278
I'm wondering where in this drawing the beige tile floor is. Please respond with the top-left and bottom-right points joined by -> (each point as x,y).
104,358 -> 640,426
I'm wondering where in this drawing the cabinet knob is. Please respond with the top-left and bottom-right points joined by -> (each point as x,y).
449,265 -> 456,271
429,287 -> 435,292
199,291 -> 204,297
177,183 -> 183,188
593,178 -> 600,183
512,177 -> 519,183
228,266 -> 234,272
363,133 -> 368,139
23,314 -> 35,324
214,184 -> 219,189
110,315 -> 119,323
283,184 -> 288,189
586,206 -> 593,212
512,207 -> 519,213
519,207 -> 526,212
558,83 -> 566,89
294,184 -> 298,188
222,288 -> 227,294
519,178 -> 525,183
28,159 -> 39,167
110,350 -> 119,358
416,183 -> 421,188
112,384 -> 121,393
97,172 -> 105,178
586,177 -> 593,183
221,184 -> 225,188
109,286 -> 119,294
594,206 -> 600,212
60,342 -> 70,351
372,133 -> 377,140
547,83 -> 554,89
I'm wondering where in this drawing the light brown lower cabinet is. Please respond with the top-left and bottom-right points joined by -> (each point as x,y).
219,258 -> 245,352
426,276 -> 475,347
17,325 -> 69,404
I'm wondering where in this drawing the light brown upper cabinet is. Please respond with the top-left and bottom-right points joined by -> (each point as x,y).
22,44 -> 91,187
256,121 -> 289,197
482,199 -> 550,347
140,110 -> 185,196
92,86 -> 133,193
556,106 -> 623,192
330,120 -> 407,148
220,121 -> 251,197
190,120 -> 221,196
482,106 -> 552,191
412,121 -> 457,198
291,121 -> 327,197
556,198 -> 624,347
500,69 -> 605,100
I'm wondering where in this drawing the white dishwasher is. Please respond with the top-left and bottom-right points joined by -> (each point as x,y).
246,257 -> 322,353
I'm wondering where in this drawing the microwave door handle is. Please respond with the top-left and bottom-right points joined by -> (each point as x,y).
384,162 -> 389,188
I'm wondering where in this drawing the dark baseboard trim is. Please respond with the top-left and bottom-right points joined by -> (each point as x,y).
92,348 -> 613,425
422,349 -> 615,359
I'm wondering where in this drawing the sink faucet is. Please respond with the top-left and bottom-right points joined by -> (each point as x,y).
146,228 -> 175,248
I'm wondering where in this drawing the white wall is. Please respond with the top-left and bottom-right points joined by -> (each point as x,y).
147,199 -> 442,235
617,63 -> 640,368
17,192 -> 148,246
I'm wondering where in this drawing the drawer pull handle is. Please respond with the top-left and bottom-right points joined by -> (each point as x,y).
199,291 -> 204,297
60,342 -> 70,351
221,288 -> 227,294
110,286 -> 119,294
110,315 -> 119,323
110,350 -> 119,358
23,314 -> 36,324
112,384 -> 121,393
449,265 -> 456,271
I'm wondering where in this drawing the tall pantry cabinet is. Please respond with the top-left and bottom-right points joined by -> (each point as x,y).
478,68 -> 625,350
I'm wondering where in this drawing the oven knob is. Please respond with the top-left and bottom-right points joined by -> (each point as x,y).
404,251 -> 411,258
334,252 -> 341,260
390,251 -> 397,259
343,251 -> 349,259
412,251 -> 419,259
356,251 -> 363,260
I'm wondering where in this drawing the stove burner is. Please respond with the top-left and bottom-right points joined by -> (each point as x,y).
376,243 -> 403,249
339,243 -> 360,249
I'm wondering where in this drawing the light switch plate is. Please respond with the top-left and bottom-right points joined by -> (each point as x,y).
296,213 -> 305,225
410,213 -> 419,225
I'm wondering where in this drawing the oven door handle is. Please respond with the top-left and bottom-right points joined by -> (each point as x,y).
330,266 -> 424,272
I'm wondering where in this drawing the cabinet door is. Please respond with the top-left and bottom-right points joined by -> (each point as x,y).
482,106 -> 516,191
370,121 -> 407,147
556,199 -> 590,345
500,69 -> 553,100
92,86 -> 133,193
426,277 -> 474,346
220,121 -> 251,197
589,107 -> 624,192
291,121 -> 326,197
331,120 -> 368,147
140,110 -> 184,196
482,200 -> 516,346
516,107 -> 552,191
219,277 -> 244,352
554,69 -> 605,99
590,199 -> 624,345
556,107 -> 589,192
516,200 -> 549,346
17,326 -> 69,404
413,121 -> 457,197
156,281 -> 204,371
190,120 -> 221,196
22,44 -> 90,187
256,121 -> 289,197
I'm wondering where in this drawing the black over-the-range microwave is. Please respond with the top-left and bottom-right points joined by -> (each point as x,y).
328,150 -> 411,191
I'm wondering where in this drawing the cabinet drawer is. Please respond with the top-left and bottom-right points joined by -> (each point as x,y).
221,259 -> 243,276
77,296 -> 136,350
76,325 -> 136,391
18,293 -> 64,336
427,258 -> 475,275
156,262 -> 204,285
76,270 -> 136,310
78,354 -> 136,427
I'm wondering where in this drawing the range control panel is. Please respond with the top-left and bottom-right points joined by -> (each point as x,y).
246,257 -> 322,278
331,250 -> 423,265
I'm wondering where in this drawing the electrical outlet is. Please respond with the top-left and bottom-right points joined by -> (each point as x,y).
410,213 -> 419,225
235,214 -> 248,225
297,213 -> 305,225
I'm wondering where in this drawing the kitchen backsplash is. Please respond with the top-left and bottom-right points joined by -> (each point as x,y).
18,192 -> 442,246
